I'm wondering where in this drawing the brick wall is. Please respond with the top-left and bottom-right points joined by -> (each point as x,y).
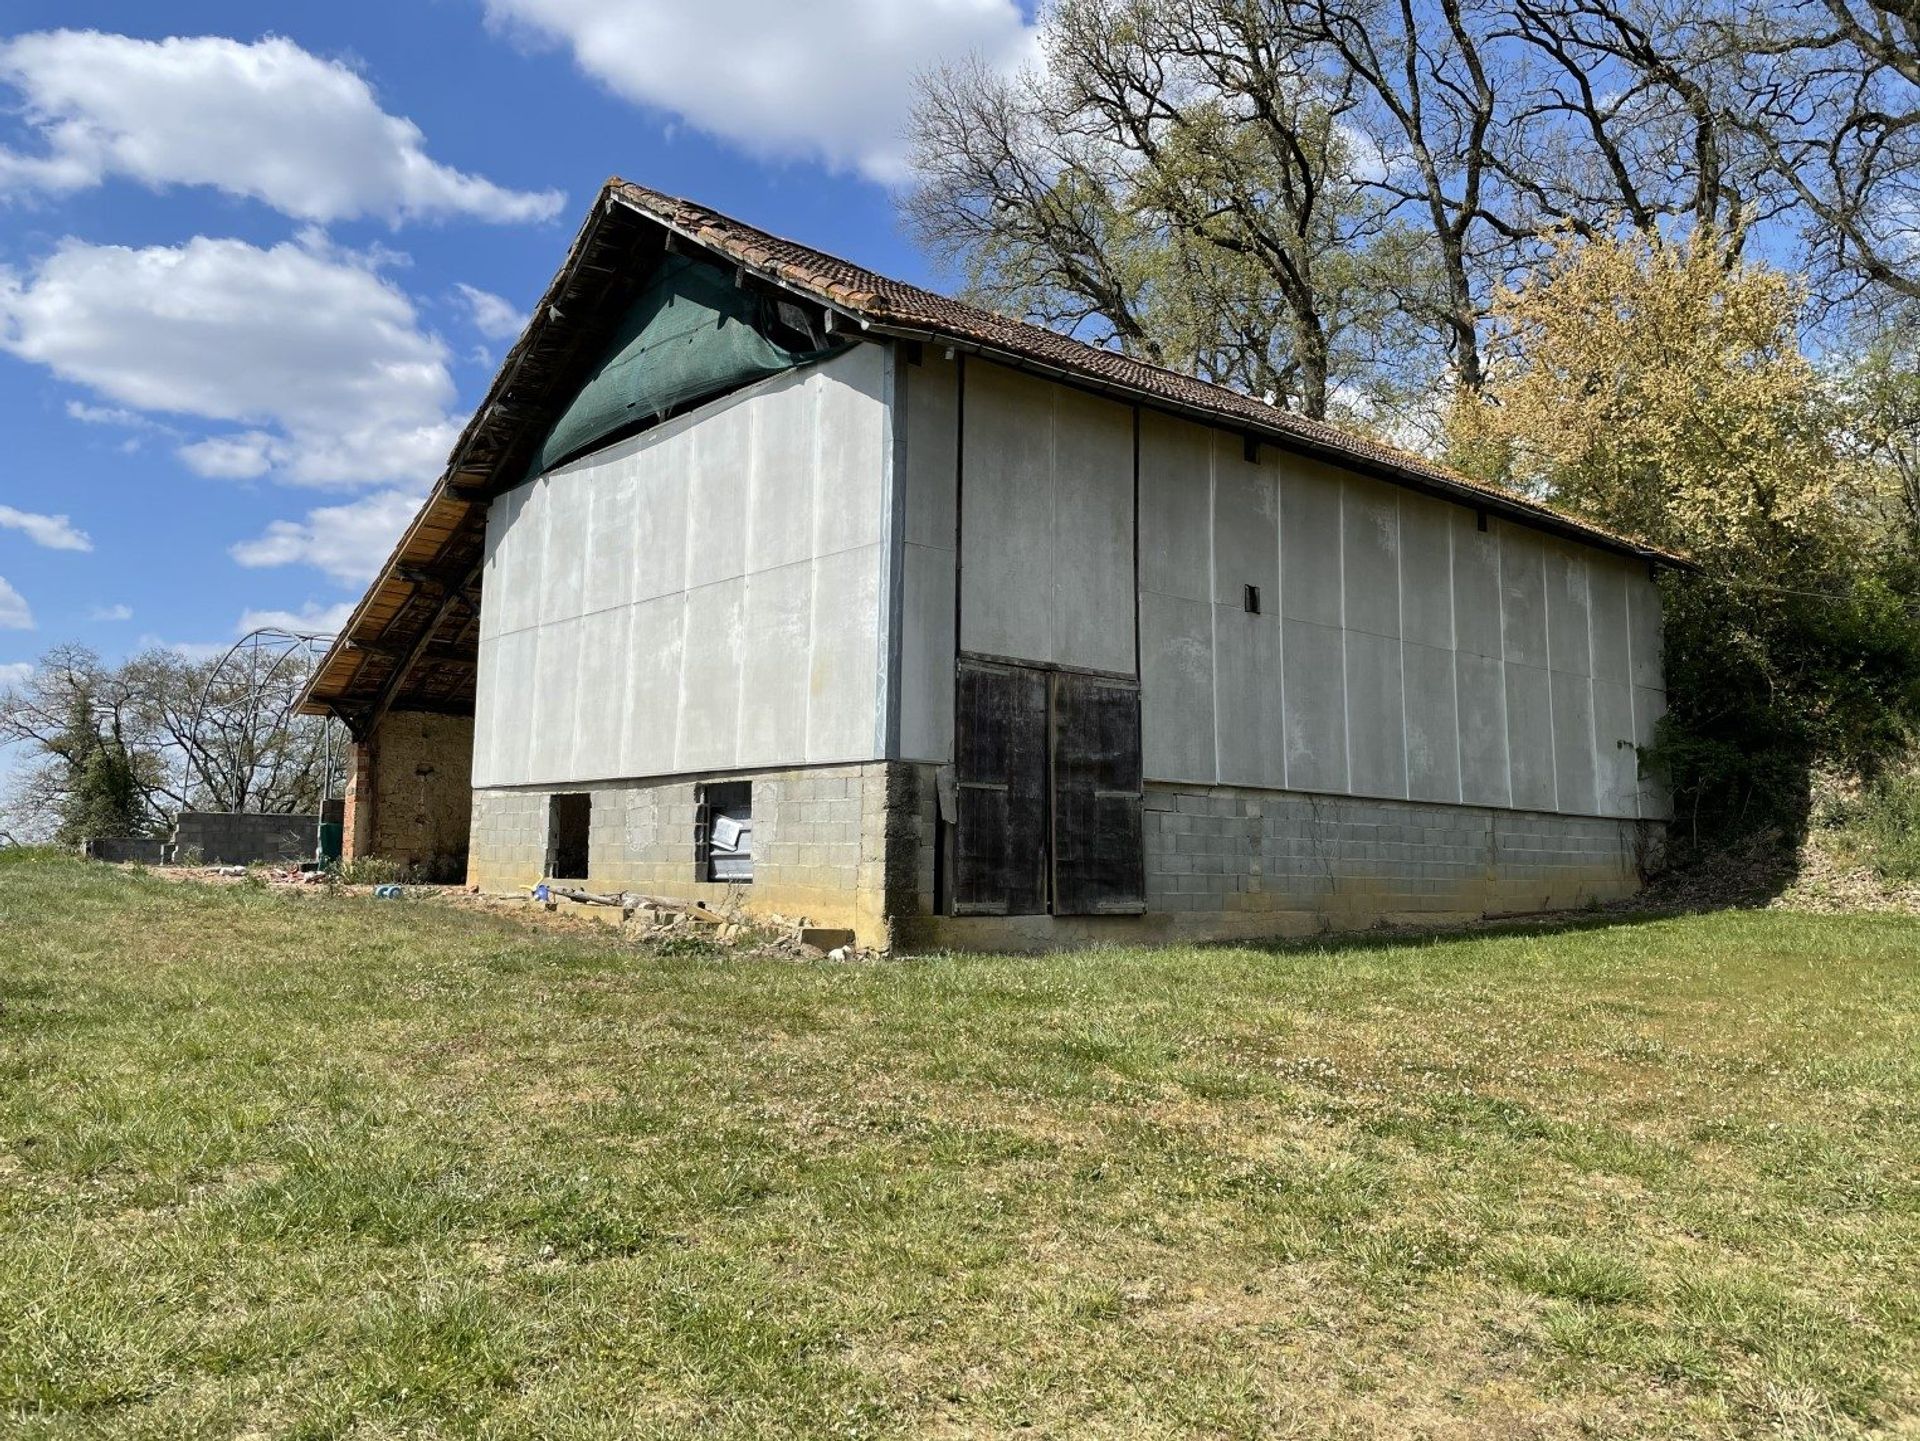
468,762 -> 931,947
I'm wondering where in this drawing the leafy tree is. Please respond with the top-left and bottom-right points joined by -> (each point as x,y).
1450,229 -> 1920,840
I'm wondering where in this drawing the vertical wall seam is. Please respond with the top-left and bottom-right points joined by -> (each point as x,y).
1208,432 -> 1222,785
1337,477 -> 1351,796
879,343 -> 909,760
1395,493 -> 1410,800
1544,545 -> 1561,814
1495,524 -> 1513,809
1449,506 -> 1464,804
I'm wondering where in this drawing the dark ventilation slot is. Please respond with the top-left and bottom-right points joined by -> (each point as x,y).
698,781 -> 754,883
548,793 -> 591,880
1243,583 -> 1262,615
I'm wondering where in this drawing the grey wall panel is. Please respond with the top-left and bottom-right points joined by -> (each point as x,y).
1545,542 -> 1593,678
1499,524 -> 1549,668
958,361 -> 1134,674
1633,684 -> 1670,816
1050,383 -> 1136,674
1404,641 -> 1461,802
1628,577 -> 1664,690
1212,434 -> 1279,607
1452,510 -> 1503,658
1550,673 -> 1598,816
1281,461 -> 1343,627
1345,628 -> 1408,797
815,348 -> 888,555
686,405 -> 750,589
1457,650 -> 1511,807
1342,476 -> 1401,639
675,578 -> 744,771
806,544 -> 883,761
1141,591 -> 1216,783
1593,677 -> 1638,815
1283,618 -> 1348,793
958,360 -> 1054,663
1213,606 -> 1284,788
476,345 -> 889,788
618,594 -> 685,778
898,544 -> 956,763
573,606 -> 632,781
1399,495 -> 1455,651
540,474 -> 588,625
1506,663 -> 1557,811
736,560 -> 812,766
902,353 -> 958,550
582,463 -> 637,618
1589,560 -> 1632,683
1139,411 -> 1212,600
744,377 -> 816,574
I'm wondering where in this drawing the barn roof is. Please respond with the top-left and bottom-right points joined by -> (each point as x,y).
299,179 -> 1684,729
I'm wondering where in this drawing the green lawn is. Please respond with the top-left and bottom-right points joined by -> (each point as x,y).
2,852 -> 1916,1439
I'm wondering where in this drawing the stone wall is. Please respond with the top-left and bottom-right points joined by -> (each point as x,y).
342,711 -> 474,879
468,763 -> 933,947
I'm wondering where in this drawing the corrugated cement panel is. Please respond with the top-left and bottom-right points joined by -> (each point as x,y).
1139,411 -> 1212,601
735,559 -> 812,767
475,346 -> 888,787
1499,524 -> 1549,668
1049,384 -> 1135,674
807,544 -> 882,761
1283,617 -> 1348,793
1345,627 -> 1407,797
1141,591 -> 1216,783
1280,459 -> 1343,627
1214,604 -> 1284,789
1593,677 -> 1639,816
959,361 -> 1054,663
1550,672 -> 1599,816
1399,494 -> 1455,651
1404,641 -> 1461,803
1456,650 -> 1511,808
902,352 -> 958,550
1342,476 -> 1401,639
898,543 -> 956,763
1505,662 -> 1557,811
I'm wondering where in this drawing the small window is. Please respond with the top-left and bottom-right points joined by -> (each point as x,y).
1243,583 -> 1262,615
698,781 -> 753,882
548,793 -> 591,879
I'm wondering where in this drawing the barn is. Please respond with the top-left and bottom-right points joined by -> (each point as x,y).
299,181 -> 1680,949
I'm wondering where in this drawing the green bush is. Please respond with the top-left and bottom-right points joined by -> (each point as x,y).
1854,771 -> 1920,882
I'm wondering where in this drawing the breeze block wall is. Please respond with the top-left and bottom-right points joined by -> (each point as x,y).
467,762 -> 934,948
892,781 -> 1655,952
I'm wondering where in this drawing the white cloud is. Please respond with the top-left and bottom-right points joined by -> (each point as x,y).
237,600 -> 355,636
89,602 -> 133,622
230,488 -> 422,585
0,577 -> 33,630
0,233 -> 460,489
0,660 -> 32,689
0,504 -> 90,551
481,0 -> 1038,183
0,30 -> 564,225
456,282 -> 528,340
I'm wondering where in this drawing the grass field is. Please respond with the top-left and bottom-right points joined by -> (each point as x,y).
2,851 -> 1916,1439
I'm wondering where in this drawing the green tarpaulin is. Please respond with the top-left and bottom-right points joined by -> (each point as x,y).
530,253 -> 842,478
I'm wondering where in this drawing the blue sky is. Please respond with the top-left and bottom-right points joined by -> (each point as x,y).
0,1 -> 1038,689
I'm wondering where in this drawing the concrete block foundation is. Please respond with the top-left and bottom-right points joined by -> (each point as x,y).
468,763 -> 1653,953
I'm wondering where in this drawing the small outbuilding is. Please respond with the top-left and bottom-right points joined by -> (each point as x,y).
299,181 -> 1680,949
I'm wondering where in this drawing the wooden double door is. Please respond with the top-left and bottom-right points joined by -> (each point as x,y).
952,658 -> 1146,917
